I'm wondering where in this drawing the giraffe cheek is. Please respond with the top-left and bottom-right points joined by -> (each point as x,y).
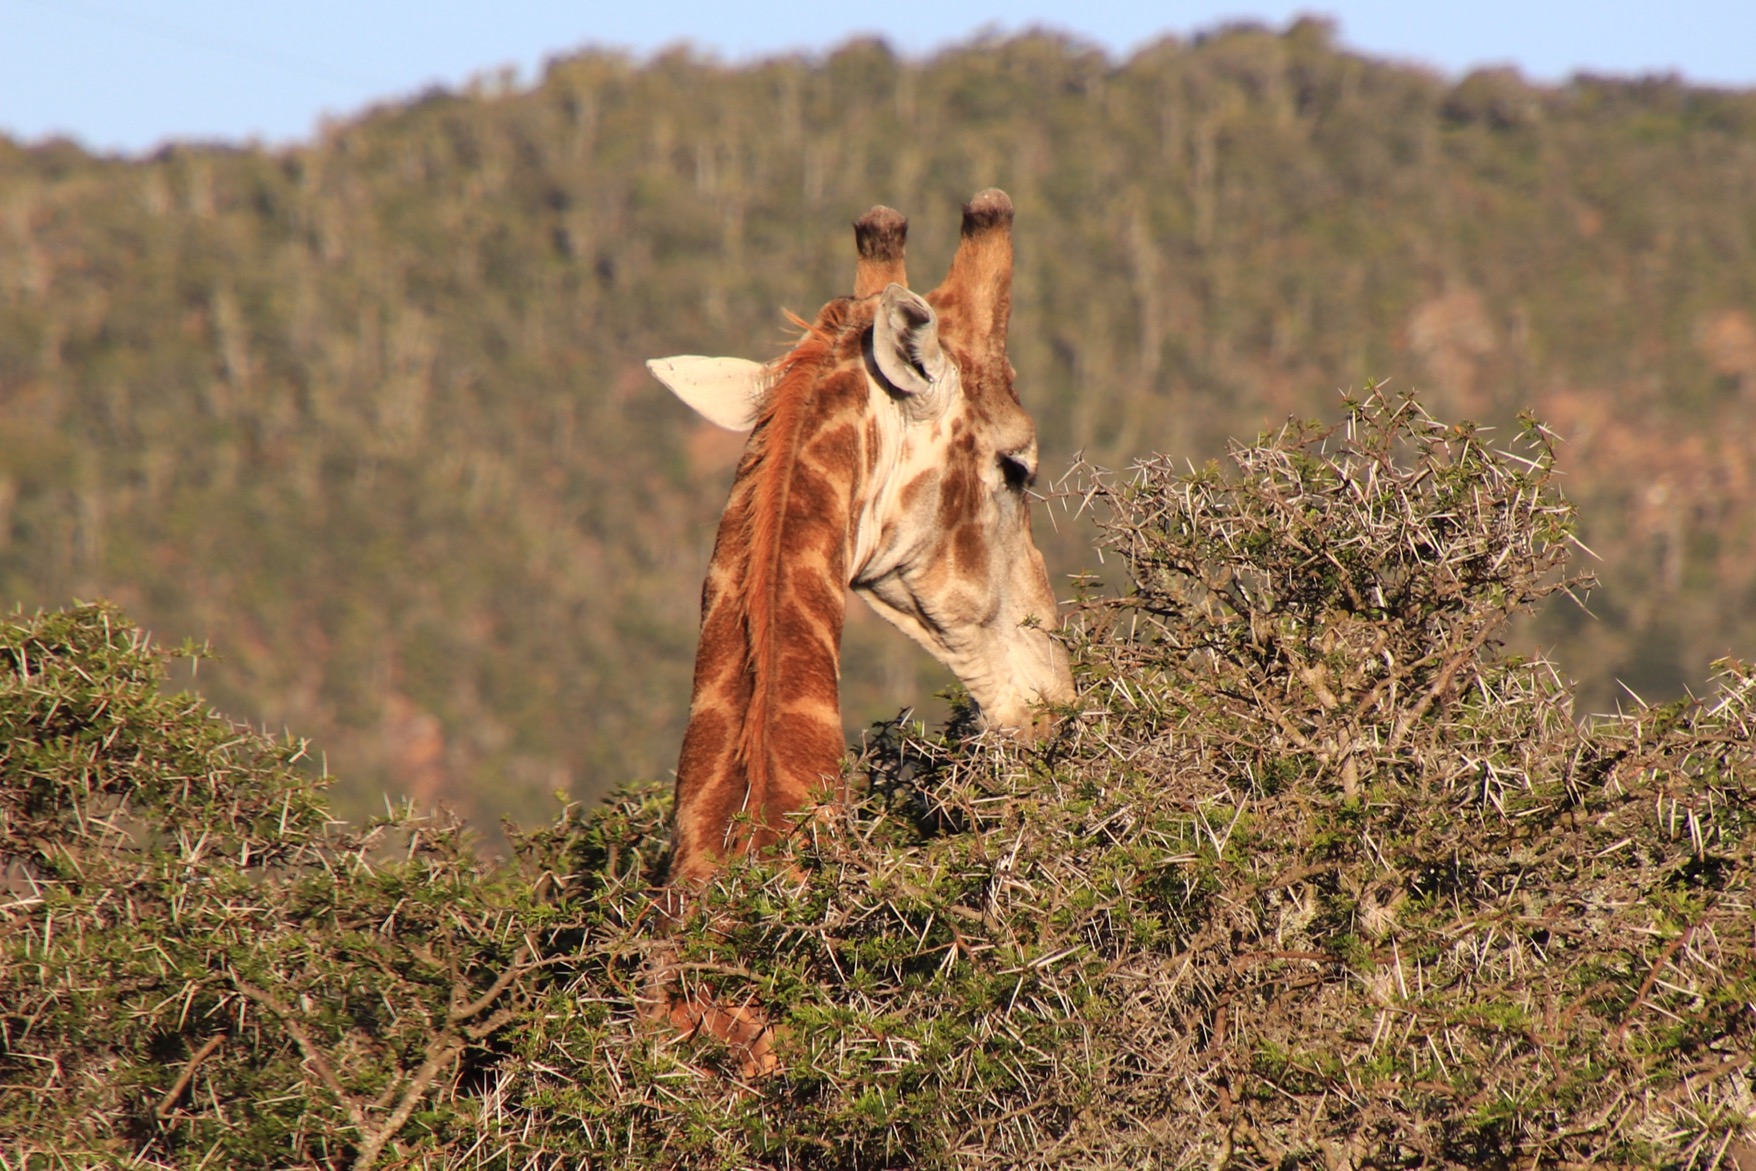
952,522 -> 990,581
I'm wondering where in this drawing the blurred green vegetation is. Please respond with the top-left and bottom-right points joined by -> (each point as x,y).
1,20 -> 1754,822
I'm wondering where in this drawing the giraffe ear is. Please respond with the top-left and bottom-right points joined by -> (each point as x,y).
872,284 -> 950,407
647,355 -> 767,432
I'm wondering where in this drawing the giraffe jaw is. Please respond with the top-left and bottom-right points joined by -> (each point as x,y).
851,570 -> 1073,741
965,646 -> 1074,741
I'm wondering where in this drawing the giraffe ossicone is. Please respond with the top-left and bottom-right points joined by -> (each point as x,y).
649,187 -> 1074,886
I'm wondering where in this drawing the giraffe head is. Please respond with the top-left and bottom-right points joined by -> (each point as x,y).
651,189 -> 1072,739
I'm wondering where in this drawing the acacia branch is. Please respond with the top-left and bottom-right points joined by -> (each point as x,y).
351,1036 -> 464,1171
153,1034 -> 224,1121
233,980 -> 368,1133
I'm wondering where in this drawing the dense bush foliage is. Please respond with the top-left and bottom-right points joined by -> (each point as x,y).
4,393 -> 1751,1167
4,24 -> 1756,822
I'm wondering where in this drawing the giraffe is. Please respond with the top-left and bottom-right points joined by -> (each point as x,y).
650,188 -> 1073,883
646,189 -> 1073,1066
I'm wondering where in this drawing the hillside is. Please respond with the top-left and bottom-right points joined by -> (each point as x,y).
2,19 -> 1755,820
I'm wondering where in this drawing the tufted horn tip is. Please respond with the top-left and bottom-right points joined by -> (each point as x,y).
960,188 -> 1014,235
853,206 -> 908,297
854,206 -> 907,259
931,189 -> 1015,357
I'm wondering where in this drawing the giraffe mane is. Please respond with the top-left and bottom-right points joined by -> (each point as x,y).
732,299 -> 859,819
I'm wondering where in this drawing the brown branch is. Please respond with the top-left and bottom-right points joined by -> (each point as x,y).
1656,1054 -> 1751,1106
154,1034 -> 224,1121
233,980 -> 368,1132
464,1005 -> 519,1043
1389,626 -> 1499,750
448,941 -> 535,1023
1228,949 -> 1343,967
353,946 -> 537,1170
1262,861 -> 1340,890
1615,923 -> 1697,1050
351,1037 -> 464,1171
237,946 -> 529,1171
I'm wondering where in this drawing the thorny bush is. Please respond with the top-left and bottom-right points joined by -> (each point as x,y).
2,391 -> 1752,1169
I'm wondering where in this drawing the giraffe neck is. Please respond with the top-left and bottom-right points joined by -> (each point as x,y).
667,329 -> 870,885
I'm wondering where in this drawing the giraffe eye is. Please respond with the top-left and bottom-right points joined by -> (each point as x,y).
999,450 -> 1036,491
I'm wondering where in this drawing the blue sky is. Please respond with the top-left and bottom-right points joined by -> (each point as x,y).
5,1 -> 1754,155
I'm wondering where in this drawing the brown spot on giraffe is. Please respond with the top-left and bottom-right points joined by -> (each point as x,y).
899,468 -> 938,511
954,523 -> 990,580
863,416 -> 882,476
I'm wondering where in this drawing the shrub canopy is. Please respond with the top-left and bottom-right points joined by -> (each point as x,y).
3,392 -> 1752,1168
